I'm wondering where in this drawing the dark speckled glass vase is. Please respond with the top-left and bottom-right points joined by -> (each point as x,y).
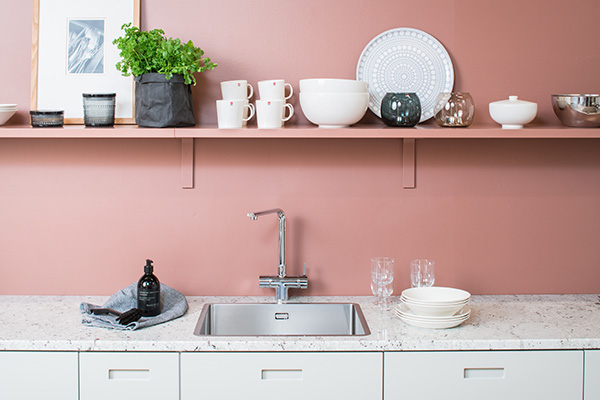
380,92 -> 421,127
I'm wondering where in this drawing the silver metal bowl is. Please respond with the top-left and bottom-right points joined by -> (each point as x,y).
551,94 -> 600,127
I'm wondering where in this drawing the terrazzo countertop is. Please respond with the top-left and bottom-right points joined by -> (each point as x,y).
0,295 -> 599,352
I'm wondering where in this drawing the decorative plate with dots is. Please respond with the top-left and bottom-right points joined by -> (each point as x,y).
356,28 -> 454,122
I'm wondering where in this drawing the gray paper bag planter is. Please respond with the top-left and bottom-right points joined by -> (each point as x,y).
134,73 -> 196,127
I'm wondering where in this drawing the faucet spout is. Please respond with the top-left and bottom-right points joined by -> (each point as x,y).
247,209 -> 286,277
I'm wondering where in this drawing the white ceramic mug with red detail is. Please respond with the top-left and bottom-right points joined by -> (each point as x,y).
216,99 -> 255,129
220,80 -> 254,100
256,99 -> 294,129
258,79 -> 293,101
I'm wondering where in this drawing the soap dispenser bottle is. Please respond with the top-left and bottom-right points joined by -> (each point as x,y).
137,259 -> 161,316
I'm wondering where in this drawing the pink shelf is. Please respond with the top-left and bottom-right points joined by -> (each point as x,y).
174,124 -> 600,139
2,123 -> 598,190
1,124 -> 599,139
0,124 -> 175,138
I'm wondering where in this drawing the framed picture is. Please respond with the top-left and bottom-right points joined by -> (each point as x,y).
31,0 -> 140,124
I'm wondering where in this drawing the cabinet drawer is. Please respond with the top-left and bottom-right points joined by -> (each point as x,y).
181,352 -> 382,400
585,350 -> 600,399
0,351 -> 78,400
385,350 -> 583,400
80,352 -> 179,400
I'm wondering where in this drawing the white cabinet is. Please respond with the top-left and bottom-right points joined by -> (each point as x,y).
384,350 -> 583,400
79,352 -> 179,400
1,348 -> 593,400
0,351 -> 78,400
585,350 -> 600,399
181,352 -> 382,400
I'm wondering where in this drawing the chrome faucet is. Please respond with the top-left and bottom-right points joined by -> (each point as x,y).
247,208 -> 308,303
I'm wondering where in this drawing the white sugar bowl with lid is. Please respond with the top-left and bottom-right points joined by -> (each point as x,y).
489,95 -> 537,129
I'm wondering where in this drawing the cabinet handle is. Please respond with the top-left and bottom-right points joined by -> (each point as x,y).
108,369 -> 150,380
463,368 -> 505,379
261,369 -> 303,381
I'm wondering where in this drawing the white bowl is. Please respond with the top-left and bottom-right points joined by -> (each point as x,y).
401,296 -> 469,307
0,109 -> 17,125
299,92 -> 369,128
398,314 -> 469,329
401,287 -> 471,304
396,304 -> 471,329
401,292 -> 469,303
299,79 -> 368,94
402,301 -> 466,317
397,304 -> 471,321
489,95 -> 537,129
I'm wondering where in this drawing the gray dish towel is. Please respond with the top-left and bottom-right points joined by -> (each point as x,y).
80,283 -> 188,330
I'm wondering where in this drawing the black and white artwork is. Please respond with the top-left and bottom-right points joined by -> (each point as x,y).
34,0 -> 138,122
67,19 -> 105,74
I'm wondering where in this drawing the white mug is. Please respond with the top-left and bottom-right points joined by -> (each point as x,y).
242,99 -> 251,126
216,99 -> 255,129
220,80 -> 254,100
258,79 -> 293,100
256,99 -> 294,129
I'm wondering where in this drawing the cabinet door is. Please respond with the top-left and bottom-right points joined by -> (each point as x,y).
0,351 -> 78,400
80,352 -> 179,400
385,350 -> 583,400
181,352 -> 382,400
586,350 -> 600,399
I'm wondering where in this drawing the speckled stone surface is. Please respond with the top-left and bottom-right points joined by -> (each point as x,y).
0,295 -> 599,352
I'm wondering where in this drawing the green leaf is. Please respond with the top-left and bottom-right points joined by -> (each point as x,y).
112,23 -> 216,85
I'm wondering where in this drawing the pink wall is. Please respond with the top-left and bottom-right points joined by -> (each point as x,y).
0,0 -> 599,296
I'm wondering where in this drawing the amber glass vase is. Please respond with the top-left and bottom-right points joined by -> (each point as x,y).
434,92 -> 475,127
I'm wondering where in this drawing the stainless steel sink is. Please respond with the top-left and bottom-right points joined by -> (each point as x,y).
193,303 -> 370,336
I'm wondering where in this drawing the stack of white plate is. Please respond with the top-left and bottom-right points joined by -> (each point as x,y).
0,104 -> 18,126
396,286 -> 471,329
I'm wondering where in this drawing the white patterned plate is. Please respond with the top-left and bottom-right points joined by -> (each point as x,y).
356,27 -> 454,121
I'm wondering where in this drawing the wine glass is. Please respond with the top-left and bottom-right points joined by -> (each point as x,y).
371,257 -> 395,309
410,259 -> 435,287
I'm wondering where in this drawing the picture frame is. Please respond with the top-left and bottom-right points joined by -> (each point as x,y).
31,0 -> 141,124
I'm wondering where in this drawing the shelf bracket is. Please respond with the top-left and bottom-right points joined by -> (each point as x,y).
403,138 -> 416,189
181,138 -> 194,189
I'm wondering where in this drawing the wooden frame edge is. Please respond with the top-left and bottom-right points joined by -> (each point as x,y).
30,0 -> 40,113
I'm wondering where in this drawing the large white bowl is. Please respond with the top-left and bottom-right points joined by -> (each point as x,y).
299,92 -> 369,128
299,79 -> 368,94
402,287 -> 471,304
0,109 -> 17,125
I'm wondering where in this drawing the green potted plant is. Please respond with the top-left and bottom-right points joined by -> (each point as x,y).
113,23 -> 217,127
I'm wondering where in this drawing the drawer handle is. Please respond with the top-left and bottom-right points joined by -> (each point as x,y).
108,369 -> 150,380
464,368 -> 505,379
261,369 -> 303,381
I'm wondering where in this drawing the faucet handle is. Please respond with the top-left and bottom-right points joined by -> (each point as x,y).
303,262 -> 307,277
